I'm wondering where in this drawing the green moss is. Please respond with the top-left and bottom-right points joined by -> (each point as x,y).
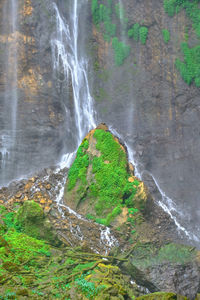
157,243 -> 196,264
139,26 -> 149,45
65,129 -> 140,225
91,0 -> 116,42
130,242 -> 196,269
112,37 -> 130,66
128,23 -> 140,41
175,42 -> 200,86
14,201 -> 61,246
162,28 -> 170,43
75,275 -> 105,299
163,0 -> 200,87
68,139 -> 89,190
0,204 -> 134,299
136,291 -> 187,299
164,0 -> 200,38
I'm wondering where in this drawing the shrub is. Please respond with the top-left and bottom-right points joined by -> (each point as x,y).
112,37 -> 130,65
139,26 -> 149,44
175,42 -> 200,87
128,23 -> 140,41
67,139 -> 89,190
162,28 -> 170,43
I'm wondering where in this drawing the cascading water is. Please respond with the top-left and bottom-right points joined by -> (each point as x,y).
117,0 -> 127,43
51,0 -> 96,150
0,0 -> 18,185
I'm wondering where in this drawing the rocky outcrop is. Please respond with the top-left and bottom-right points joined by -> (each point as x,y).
15,200 -> 61,246
120,242 -> 200,299
64,124 -> 151,227
135,293 -> 187,300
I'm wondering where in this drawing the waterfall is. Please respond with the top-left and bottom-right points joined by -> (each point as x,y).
118,0 -> 127,43
0,0 -> 18,185
51,0 -> 96,151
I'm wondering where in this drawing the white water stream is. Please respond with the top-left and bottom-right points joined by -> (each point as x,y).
51,1 -> 96,149
1,0 -> 18,180
50,1 -> 199,244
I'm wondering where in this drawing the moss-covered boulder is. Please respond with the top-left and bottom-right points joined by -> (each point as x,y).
14,200 -> 61,246
64,124 -> 151,227
120,241 -> 200,299
135,292 -> 188,299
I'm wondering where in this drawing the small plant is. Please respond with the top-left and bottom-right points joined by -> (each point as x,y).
75,275 -> 105,299
112,37 -> 130,65
139,26 -> 149,44
162,28 -> 170,43
128,23 -> 140,41
67,139 -> 89,190
175,42 -> 200,87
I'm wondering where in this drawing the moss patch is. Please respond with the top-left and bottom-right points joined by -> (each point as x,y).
136,291 -> 187,299
65,127 -> 144,228
14,200 -> 61,246
129,242 -> 196,269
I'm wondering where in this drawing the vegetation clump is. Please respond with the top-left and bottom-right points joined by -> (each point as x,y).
15,200 -> 61,246
91,0 -> 149,67
162,28 -> 170,43
128,23 -> 140,41
175,42 -> 200,86
136,292 -> 188,299
112,37 -> 131,66
66,128 -> 142,226
163,0 -> 200,87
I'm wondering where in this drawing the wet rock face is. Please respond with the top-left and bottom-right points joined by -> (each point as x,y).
120,243 -> 200,299
89,0 -> 200,239
147,263 -> 200,299
0,0 -> 76,186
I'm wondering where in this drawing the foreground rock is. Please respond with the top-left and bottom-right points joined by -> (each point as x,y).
119,242 -> 200,299
64,124 -> 151,229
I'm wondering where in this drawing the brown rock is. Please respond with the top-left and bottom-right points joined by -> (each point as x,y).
45,184 -> 51,190
15,192 -> 22,199
40,198 -> 46,204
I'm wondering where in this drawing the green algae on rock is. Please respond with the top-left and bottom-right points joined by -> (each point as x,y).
14,200 -> 61,246
64,124 -> 150,227
136,292 -> 187,299
0,203 -> 136,299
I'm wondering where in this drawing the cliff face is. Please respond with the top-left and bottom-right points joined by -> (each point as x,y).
0,1 -> 199,239
89,0 -> 200,238
0,0 -> 76,185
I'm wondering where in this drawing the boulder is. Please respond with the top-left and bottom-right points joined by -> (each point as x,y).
15,200 -> 61,246
135,292 -> 187,299
64,124 -> 151,227
120,242 -> 200,299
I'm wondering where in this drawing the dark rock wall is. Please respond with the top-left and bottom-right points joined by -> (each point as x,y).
89,0 -> 200,238
0,0 -> 77,185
